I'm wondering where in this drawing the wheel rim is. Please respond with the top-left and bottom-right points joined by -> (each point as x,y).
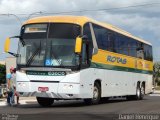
141,86 -> 145,96
137,87 -> 140,98
93,86 -> 99,100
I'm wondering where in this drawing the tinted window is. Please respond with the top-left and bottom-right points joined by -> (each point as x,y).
107,32 -> 116,52
144,44 -> 153,61
93,24 -> 108,50
83,23 -> 92,41
48,23 -> 80,39
128,38 -> 137,57
91,24 -> 153,61
118,35 -> 129,55
136,42 -> 144,59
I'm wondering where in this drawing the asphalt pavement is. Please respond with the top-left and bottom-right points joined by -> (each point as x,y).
0,95 -> 160,120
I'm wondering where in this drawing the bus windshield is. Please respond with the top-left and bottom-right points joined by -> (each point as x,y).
17,23 -> 81,67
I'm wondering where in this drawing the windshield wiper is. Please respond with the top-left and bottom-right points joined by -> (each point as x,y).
51,50 -> 64,67
26,48 -> 40,66
26,41 -> 41,66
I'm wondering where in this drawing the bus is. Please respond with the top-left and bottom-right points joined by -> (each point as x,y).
4,16 -> 153,106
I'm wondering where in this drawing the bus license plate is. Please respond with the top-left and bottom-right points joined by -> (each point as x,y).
38,87 -> 49,92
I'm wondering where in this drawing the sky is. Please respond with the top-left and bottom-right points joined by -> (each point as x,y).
0,0 -> 160,61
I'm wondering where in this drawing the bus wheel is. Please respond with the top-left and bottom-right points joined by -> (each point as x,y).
84,82 -> 101,105
134,84 -> 141,100
126,84 -> 141,101
140,84 -> 145,100
36,97 -> 54,107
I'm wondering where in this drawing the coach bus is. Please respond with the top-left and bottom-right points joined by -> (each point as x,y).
4,16 -> 153,106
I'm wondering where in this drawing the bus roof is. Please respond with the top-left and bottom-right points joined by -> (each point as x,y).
24,16 -> 151,45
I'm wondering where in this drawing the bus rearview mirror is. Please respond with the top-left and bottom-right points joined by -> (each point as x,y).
4,37 -> 11,53
4,37 -> 19,57
75,37 -> 82,54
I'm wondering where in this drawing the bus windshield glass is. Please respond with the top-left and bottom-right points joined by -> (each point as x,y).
17,23 -> 81,67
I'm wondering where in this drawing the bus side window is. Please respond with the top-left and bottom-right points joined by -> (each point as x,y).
118,35 -> 128,56
128,38 -> 137,57
136,42 -> 144,59
144,44 -> 153,61
107,32 -> 115,52
92,24 -> 107,50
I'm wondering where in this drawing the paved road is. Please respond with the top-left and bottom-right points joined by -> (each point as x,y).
0,96 -> 160,120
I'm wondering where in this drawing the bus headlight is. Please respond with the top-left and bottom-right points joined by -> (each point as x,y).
18,82 -> 26,88
63,84 -> 73,89
19,69 -> 26,73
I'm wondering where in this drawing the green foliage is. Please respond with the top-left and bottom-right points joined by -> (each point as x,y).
153,62 -> 160,85
0,64 -> 6,85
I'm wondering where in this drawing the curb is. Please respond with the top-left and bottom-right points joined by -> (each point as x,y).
0,100 -> 37,106
0,99 -> 5,101
153,91 -> 160,94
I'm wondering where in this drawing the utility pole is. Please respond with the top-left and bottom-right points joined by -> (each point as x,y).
27,11 -> 43,20
0,13 -> 22,25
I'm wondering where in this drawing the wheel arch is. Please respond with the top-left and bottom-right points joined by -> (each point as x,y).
94,79 -> 101,87
137,81 -> 141,87
141,81 -> 146,94
94,79 -> 102,97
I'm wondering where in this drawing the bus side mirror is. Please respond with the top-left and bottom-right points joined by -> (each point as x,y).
4,37 -> 19,57
75,37 -> 82,54
4,37 -> 11,53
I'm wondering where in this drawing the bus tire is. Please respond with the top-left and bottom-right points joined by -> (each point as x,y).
126,84 -> 142,101
133,84 -> 141,100
36,97 -> 54,107
84,82 -> 101,105
140,84 -> 145,100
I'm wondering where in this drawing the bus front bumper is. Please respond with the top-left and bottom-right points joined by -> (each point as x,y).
17,82 -> 87,99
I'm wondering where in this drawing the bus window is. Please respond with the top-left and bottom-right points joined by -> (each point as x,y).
48,23 -> 80,39
17,42 -> 27,65
107,32 -> 115,52
144,44 -> 153,61
119,35 -> 128,56
136,42 -> 144,59
93,24 -> 107,50
114,33 -> 120,53
128,38 -> 137,57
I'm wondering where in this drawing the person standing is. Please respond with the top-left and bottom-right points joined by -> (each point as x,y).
13,68 -> 20,105
6,67 -> 15,106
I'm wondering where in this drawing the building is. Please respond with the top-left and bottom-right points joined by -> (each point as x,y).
5,57 -> 16,74
0,60 -> 5,65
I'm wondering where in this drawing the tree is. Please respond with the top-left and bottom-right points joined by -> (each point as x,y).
0,64 -> 6,85
153,62 -> 160,86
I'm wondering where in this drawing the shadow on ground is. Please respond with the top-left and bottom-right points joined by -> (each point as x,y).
17,97 -> 148,109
